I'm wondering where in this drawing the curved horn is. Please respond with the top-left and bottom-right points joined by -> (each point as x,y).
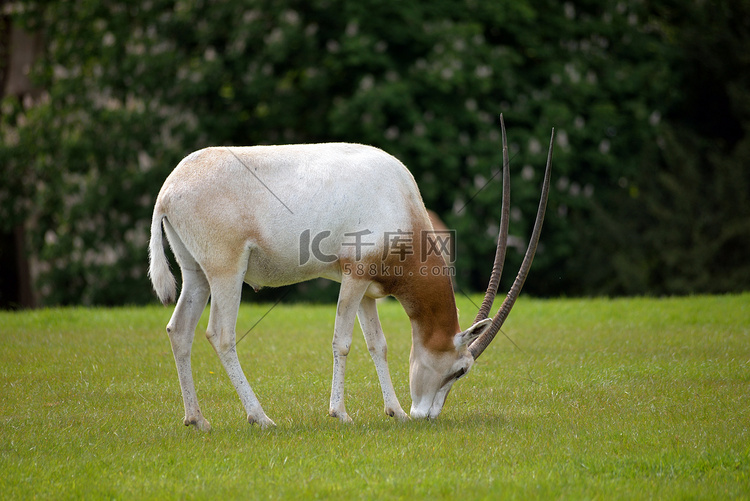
474,114 -> 511,324
469,125 -> 555,360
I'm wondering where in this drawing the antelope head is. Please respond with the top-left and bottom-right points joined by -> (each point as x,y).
408,116 -> 555,419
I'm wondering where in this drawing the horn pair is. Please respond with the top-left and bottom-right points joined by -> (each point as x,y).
469,115 -> 555,360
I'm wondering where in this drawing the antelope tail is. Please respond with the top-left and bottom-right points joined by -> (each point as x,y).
148,209 -> 177,305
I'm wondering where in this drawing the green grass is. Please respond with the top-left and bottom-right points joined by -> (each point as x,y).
1,294 -> 749,499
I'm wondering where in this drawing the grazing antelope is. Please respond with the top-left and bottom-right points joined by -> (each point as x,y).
148,116 -> 553,430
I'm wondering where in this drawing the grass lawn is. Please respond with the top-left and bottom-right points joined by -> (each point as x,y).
1,294 -> 748,499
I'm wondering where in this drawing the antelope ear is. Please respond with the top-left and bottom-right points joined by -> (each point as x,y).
454,318 -> 492,349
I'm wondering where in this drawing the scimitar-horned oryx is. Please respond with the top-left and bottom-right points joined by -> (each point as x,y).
149,115 -> 554,430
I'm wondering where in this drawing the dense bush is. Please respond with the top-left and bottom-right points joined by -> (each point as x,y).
1,0 -> 748,305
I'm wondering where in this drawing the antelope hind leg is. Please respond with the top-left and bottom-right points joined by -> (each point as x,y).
206,272 -> 276,429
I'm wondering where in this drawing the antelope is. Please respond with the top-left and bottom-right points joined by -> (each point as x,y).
148,116 -> 554,430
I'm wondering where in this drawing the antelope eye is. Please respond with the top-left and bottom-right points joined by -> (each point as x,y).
440,367 -> 467,388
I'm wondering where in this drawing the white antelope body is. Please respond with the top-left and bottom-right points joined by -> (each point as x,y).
149,117 -> 553,430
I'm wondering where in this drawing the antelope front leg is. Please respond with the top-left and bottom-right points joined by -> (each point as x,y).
329,277 -> 370,422
358,297 -> 409,421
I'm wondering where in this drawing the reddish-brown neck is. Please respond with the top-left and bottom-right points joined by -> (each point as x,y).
395,258 -> 460,353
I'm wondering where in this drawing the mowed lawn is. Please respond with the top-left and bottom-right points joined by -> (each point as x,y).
1,294 -> 748,499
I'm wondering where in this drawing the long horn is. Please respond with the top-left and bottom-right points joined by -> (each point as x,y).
474,114 -> 511,323
469,125 -> 555,360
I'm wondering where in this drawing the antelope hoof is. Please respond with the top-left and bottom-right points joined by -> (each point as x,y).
329,410 -> 353,423
184,415 -> 211,432
386,407 -> 410,422
248,413 -> 276,429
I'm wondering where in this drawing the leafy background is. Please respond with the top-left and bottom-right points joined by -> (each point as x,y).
1,0 -> 748,306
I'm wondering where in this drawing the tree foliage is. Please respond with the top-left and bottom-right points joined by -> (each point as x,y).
606,0 -> 750,295
1,0 -> 748,305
